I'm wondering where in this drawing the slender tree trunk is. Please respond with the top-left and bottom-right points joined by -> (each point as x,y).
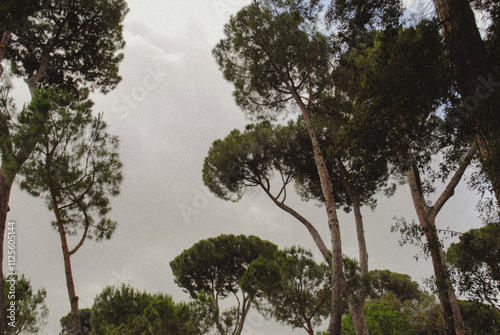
272,47 -> 344,333
339,166 -> 370,335
305,319 -> 314,335
211,293 -> 226,335
48,175 -> 81,335
260,184 -> 331,261
406,157 -> 463,335
234,296 -> 251,335
347,200 -> 370,335
57,222 -> 82,335
55,215 -> 82,335
432,0 -> 500,203
0,176 -> 13,335
300,107 -> 344,335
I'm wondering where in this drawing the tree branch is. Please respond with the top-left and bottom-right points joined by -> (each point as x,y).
432,143 -> 477,218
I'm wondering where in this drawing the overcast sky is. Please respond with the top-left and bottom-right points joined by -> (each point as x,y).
7,0 -> 484,334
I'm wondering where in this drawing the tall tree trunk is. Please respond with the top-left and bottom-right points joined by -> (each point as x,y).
0,176 -> 13,335
432,0 -> 500,203
342,179 -> 370,335
57,216 -> 82,335
211,293 -> 227,335
49,179 -> 82,335
299,107 -> 344,335
406,156 -> 464,335
56,221 -> 82,335
346,200 -> 370,335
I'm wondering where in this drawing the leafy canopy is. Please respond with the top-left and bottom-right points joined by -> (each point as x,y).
447,222 -> 500,308
213,0 -> 335,120
20,86 -> 122,241
3,274 -> 48,335
6,0 -> 129,96
0,76 -> 48,182
203,121 -> 299,202
170,234 -> 277,300
241,246 -> 331,332
91,285 -> 201,335
60,308 -> 91,335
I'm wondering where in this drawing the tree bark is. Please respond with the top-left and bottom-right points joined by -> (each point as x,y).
432,0 -> 500,203
405,151 -> 473,335
0,176 -> 13,335
265,38 -> 344,334
346,200 -> 370,335
56,219 -> 82,335
299,107 -> 344,335
260,183 -> 331,261
234,295 -> 251,335
340,169 -> 370,335
48,173 -> 82,335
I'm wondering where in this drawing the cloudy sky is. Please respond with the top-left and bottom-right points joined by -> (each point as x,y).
8,0 -> 484,333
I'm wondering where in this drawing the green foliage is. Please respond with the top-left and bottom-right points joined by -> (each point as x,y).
0,76 -> 48,182
91,285 -> 202,335
144,297 -> 200,335
213,0 -> 334,120
341,256 -> 366,299
291,114 -> 394,212
20,86 -> 122,241
203,121 -> 294,202
363,270 -> 445,334
170,234 -> 277,334
6,0 -> 129,96
458,300 -> 500,335
358,269 -> 500,334
242,247 -> 331,332
60,308 -> 91,335
170,234 -> 277,300
0,0 -> 41,33
367,269 -> 421,302
341,301 -> 411,335
340,19 -> 455,172
91,285 -> 152,335
3,274 -> 48,335
326,0 -> 403,47
447,222 -> 500,308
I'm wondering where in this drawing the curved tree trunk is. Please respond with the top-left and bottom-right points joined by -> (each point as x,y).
48,175 -> 82,335
234,295 -> 251,335
406,156 -> 464,335
260,184 -> 331,261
